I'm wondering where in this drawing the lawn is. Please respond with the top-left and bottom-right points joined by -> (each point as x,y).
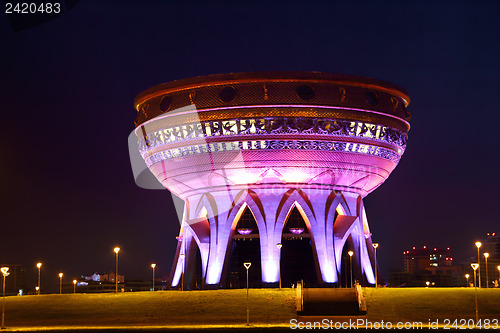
1,288 -> 499,329
2,289 -> 296,328
364,288 -> 500,323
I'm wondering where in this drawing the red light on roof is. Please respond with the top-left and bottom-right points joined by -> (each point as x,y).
412,247 -> 416,250
447,247 -> 450,250
445,258 -> 448,260
423,246 -> 427,249
450,258 -> 453,261
434,248 -> 437,251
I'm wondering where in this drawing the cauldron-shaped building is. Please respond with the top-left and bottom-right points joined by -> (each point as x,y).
133,72 -> 411,288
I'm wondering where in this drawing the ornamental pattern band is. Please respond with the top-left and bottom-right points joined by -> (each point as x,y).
138,117 -> 407,155
144,139 -> 401,167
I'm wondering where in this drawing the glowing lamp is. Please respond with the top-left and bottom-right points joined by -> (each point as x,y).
471,263 -> 479,271
58,273 -> 63,278
289,227 -> 304,235
114,247 -> 120,254
36,263 -> 42,269
475,242 -> 482,249
372,243 -> 379,249
73,280 -> 77,285
465,274 -> 469,279
484,252 -> 489,258
243,262 -> 252,269
348,251 -> 354,257
151,263 -> 156,268
0,267 -> 9,277
237,228 -> 253,235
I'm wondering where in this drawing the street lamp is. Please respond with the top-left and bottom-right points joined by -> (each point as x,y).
276,243 -> 282,289
113,247 -> 120,293
475,242 -> 482,288
243,262 -> 252,326
465,274 -> 470,288
1,267 -> 10,329
36,262 -> 42,295
73,280 -> 77,294
348,251 -> 354,288
497,265 -> 500,284
151,264 -> 156,291
372,243 -> 379,288
425,281 -> 430,288
471,263 -> 479,323
483,253 -> 489,288
58,273 -> 63,294
179,254 -> 185,291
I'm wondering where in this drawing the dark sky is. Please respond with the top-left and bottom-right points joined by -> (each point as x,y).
0,1 -> 499,292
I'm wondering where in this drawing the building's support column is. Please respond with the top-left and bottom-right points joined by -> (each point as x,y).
169,203 -> 188,288
252,188 -> 289,284
169,236 -> 183,288
300,189 -> 340,284
332,193 -> 376,285
202,190 -> 240,287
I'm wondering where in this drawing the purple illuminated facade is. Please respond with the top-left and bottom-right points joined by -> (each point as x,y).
133,72 -> 411,288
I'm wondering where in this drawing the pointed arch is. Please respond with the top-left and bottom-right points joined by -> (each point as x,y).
333,216 -> 375,284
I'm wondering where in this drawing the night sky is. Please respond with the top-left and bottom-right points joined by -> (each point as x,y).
1,1 -> 499,292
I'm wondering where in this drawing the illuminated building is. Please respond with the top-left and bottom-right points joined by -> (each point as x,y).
389,246 -> 461,287
132,72 -> 411,288
403,246 -> 455,274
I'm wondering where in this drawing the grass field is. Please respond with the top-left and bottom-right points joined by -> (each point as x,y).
2,289 -> 296,328
364,288 -> 500,323
0,288 -> 499,329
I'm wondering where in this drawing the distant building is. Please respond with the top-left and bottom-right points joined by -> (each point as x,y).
389,245 -> 461,287
403,246 -> 456,274
81,271 -> 124,283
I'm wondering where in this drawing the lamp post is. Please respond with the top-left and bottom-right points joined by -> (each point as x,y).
36,262 -> 42,295
276,243 -> 282,289
471,263 -> 479,323
151,264 -> 156,291
483,253 -> 489,288
113,247 -> 120,293
73,280 -> 77,294
58,273 -> 63,294
475,242 -> 482,288
243,262 -> 252,326
465,274 -> 470,288
348,251 -> 354,288
372,243 -> 379,288
1,267 -> 10,329
497,265 -> 500,284
179,254 -> 185,291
